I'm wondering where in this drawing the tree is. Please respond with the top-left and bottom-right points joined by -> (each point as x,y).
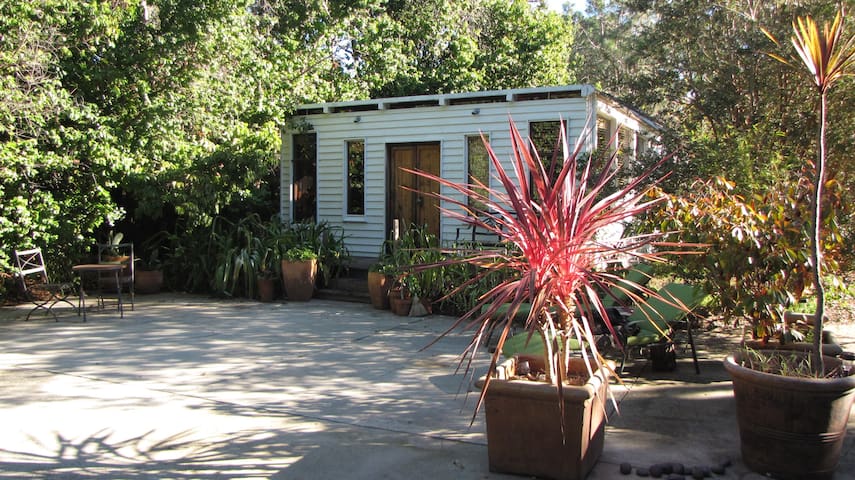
765,8 -> 855,368
0,1 -> 124,272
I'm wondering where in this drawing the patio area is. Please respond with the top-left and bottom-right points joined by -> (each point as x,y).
0,294 -> 853,479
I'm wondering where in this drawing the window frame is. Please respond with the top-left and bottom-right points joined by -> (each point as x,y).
465,133 -> 491,213
344,138 -> 366,219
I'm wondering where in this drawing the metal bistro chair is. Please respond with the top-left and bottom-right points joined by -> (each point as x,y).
96,242 -> 135,311
14,247 -> 78,321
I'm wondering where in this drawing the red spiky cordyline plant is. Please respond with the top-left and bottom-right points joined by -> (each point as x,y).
408,118 -> 687,417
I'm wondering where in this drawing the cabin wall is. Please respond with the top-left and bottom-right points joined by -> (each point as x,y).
282,94 -> 612,260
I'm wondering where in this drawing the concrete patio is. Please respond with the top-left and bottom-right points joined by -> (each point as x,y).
0,294 -> 853,479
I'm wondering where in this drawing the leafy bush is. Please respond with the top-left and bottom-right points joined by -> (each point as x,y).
642,175 -> 844,339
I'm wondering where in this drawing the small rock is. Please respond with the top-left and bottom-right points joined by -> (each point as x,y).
690,466 -> 704,479
671,463 -> 685,475
620,463 -> 633,475
661,463 -> 674,474
636,467 -> 650,477
649,464 -> 664,478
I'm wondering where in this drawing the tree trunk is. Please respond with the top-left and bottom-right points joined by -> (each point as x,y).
811,92 -> 827,372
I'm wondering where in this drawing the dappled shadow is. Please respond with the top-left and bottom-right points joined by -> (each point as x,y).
1,295 -> 852,479
0,298 -> 496,478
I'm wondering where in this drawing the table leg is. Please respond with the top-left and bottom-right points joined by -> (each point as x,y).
114,269 -> 123,318
79,281 -> 87,322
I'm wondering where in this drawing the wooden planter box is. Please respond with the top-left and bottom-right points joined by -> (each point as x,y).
475,357 -> 610,480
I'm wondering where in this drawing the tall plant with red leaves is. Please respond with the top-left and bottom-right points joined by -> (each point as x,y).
764,8 -> 855,371
409,119 -> 686,410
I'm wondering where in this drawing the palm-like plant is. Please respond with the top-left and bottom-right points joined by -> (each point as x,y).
764,8 -> 855,370
409,119 -> 685,413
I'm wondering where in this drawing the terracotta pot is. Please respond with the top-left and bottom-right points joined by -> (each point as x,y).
474,357 -> 610,480
134,270 -> 163,294
281,259 -> 316,301
724,352 -> 855,479
257,277 -> 276,302
367,271 -> 391,310
389,295 -> 412,316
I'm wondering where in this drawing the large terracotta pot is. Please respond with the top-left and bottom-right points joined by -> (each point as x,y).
724,352 -> 855,479
474,357 -> 610,480
281,259 -> 316,301
134,270 -> 163,294
367,271 -> 391,310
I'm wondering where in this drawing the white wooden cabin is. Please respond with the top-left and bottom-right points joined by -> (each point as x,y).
280,85 -> 660,265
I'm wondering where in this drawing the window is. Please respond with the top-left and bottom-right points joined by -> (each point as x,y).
346,140 -> 365,215
617,126 -> 634,165
292,133 -> 317,222
529,120 -> 567,167
466,135 -> 489,211
529,121 -> 567,195
596,116 -> 612,153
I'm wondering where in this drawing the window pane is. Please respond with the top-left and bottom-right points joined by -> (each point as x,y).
467,135 -> 490,212
530,121 -> 565,168
346,140 -> 365,215
596,116 -> 611,152
529,121 -> 567,195
293,133 -> 317,222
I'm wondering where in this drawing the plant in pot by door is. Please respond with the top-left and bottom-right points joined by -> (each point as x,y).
408,120 -> 685,480
367,261 -> 395,310
387,276 -> 413,316
368,239 -> 398,310
281,246 -> 317,301
722,10 -> 855,480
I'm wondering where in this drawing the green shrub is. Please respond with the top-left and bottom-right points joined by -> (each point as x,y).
642,175 -> 844,339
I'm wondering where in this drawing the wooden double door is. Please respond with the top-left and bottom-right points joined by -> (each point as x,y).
388,143 -> 441,240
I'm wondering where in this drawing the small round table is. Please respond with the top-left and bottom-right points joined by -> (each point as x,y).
72,263 -> 125,321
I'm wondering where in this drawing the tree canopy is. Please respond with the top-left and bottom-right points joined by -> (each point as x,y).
0,0 -> 572,275
2,0 -> 853,294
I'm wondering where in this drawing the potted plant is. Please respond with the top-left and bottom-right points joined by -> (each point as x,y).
281,246 -> 317,301
383,224 -> 443,316
368,260 -> 395,310
721,10 -> 855,479
387,275 -> 413,316
408,120 -> 684,480
135,231 -> 168,294
135,248 -> 164,294
257,246 -> 278,302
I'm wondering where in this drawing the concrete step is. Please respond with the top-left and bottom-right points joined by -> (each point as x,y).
316,270 -> 370,304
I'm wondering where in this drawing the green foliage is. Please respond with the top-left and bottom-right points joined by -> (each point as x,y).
281,246 -> 318,262
642,176 -> 844,339
736,348 -> 832,379
209,214 -> 275,298
2,0 -> 579,287
574,0 -> 855,255
380,223 -> 444,300
275,221 -> 350,287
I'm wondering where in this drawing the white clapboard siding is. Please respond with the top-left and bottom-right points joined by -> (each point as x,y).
281,85 -> 660,260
